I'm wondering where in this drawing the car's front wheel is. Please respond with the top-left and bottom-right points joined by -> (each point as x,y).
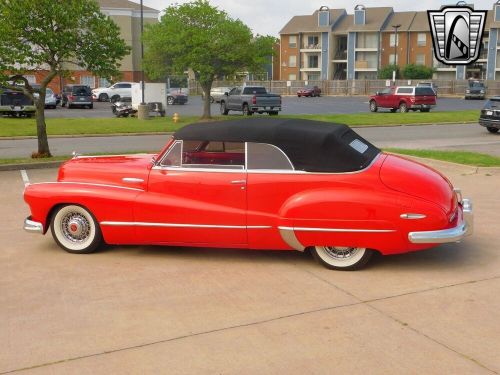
311,246 -> 374,271
167,96 -> 175,105
50,205 -> 102,254
369,100 -> 378,112
487,127 -> 499,133
98,93 -> 109,102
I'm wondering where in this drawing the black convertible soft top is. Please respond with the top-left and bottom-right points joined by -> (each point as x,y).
174,118 -> 380,173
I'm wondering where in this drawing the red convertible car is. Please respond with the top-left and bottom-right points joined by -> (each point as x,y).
23,119 -> 473,270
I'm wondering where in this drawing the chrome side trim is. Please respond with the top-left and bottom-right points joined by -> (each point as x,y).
278,227 -> 305,252
100,221 -> 272,230
122,177 -> 144,184
24,217 -> 43,234
400,213 -> 427,220
28,182 -> 143,192
408,198 -> 473,244
290,227 -> 396,233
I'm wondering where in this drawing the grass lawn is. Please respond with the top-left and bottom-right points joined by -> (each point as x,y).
0,110 -> 479,137
386,148 -> 500,167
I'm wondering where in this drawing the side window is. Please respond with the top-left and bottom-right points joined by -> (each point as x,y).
160,141 -> 182,167
229,88 -> 237,95
182,141 -> 245,169
247,143 -> 294,171
396,87 -> 413,94
123,84 -> 131,89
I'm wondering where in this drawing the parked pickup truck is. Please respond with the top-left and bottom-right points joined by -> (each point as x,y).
369,86 -> 437,113
220,86 -> 281,116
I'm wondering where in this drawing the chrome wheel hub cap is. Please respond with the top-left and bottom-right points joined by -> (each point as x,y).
62,213 -> 90,243
323,246 -> 358,259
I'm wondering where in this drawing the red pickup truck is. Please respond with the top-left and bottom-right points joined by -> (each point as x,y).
369,86 -> 437,113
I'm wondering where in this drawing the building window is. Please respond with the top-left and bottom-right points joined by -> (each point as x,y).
307,35 -> 319,48
80,76 -> 95,88
308,73 -> 320,81
389,54 -> 398,65
416,54 -> 426,65
24,75 -> 36,84
99,78 -> 110,88
289,35 -> 297,48
308,55 -> 319,68
417,33 -> 426,46
288,55 -> 297,68
389,33 -> 399,47
288,73 -> 297,81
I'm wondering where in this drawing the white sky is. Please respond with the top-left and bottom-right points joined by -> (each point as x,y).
138,0 -> 495,36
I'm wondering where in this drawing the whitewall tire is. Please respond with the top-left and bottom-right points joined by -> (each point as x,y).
312,246 -> 373,271
50,205 -> 102,254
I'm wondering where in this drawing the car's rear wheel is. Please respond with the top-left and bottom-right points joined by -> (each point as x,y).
167,96 -> 175,105
220,101 -> 229,115
487,127 -> 499,133
210,96 -> 215,103
399,102 -> 409,113
268,111 -> 279,116
50,205 -> 102,254
369,100 -> 378,112
98,93 -> 109,102
312,246 -> 373,271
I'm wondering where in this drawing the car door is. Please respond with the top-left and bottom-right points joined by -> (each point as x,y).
227,87 -> 241,109
118,83 -> 131,97
134,140 -> 247,245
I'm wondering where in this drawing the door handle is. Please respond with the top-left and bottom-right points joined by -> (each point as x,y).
230,180 -> 246,185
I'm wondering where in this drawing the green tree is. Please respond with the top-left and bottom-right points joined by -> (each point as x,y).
378,64 -> 400,79
0,0 -> 130,157
143,0 -> 275,119
402,64 -> 435,79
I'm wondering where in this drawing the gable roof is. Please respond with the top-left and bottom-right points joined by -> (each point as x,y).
97,0 -> 158,12
382,11 -> 417,32
280,8 -> 346,34
347,7 -> 393,32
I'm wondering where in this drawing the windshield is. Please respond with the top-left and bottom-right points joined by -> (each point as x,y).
469,81 -> 484,88
483,99 -> 500,109
46,88 -> 53,95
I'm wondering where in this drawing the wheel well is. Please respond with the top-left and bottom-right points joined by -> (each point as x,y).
45,203 -> 96,234
242,102 -> 248,107
399,100 -> 407,106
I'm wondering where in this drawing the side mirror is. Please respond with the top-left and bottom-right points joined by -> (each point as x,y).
224,92 -> 229,96
375,91 -> 381,96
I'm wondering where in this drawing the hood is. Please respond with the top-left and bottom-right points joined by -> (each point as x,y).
379,154 -> 457,215
58,154 -> 155,189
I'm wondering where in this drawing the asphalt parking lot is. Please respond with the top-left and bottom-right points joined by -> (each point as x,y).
1,160 -> 500,374
44,95 -> 487,118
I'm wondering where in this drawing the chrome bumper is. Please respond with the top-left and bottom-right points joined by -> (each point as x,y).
408,199 -> 473,244
24,217 -> 43,234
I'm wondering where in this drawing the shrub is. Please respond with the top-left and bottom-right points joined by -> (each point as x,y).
402,64 -> 435,79
378,64 -> 400,79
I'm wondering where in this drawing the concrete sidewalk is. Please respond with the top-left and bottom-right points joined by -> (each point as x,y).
1,162 -> 499,374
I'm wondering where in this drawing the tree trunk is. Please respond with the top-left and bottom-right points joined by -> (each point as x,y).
35,98 -> 51,157
200,81 -> 213,120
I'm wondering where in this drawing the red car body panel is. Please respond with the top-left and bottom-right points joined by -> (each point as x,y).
24,151 -> 464,255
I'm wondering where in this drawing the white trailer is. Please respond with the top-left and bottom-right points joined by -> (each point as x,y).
131,82 -> 168,111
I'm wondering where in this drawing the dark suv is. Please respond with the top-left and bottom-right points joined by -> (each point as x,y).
465,80 -> 486,100
479,97 -> 500,133
62,85 -> 93,109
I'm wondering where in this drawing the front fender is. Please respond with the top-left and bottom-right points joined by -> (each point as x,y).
24,182 -> 142,238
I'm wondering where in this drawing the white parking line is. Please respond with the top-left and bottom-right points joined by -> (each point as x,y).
20,170 -> 30,187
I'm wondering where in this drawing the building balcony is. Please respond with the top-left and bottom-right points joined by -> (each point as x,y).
333,50 -> 347,61
354,47 -> 378,52
434,62 -> 456,70
299,66 -> 321,71
354,60 -> 377,71
300,44 -> 322,52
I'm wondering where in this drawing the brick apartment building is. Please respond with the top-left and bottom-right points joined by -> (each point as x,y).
279,3 -> 500,81
18,0 -> 159,93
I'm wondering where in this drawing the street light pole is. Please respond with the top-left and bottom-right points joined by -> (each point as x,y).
392,24 -> 401,66
140,0 -> 145,105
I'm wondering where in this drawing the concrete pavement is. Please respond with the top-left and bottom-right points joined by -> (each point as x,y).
1,160 -> 499,374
